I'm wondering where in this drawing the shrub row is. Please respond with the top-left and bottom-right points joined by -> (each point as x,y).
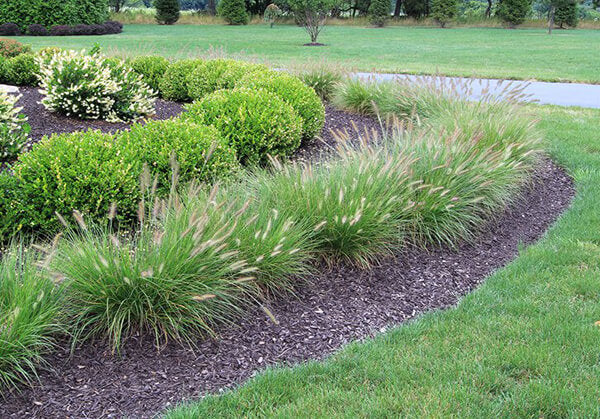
0,78 -> 541,389
0,21 -> 121,37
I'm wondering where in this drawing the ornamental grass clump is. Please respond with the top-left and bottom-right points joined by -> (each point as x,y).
52,182 -> 259,351
0,91 -> 29,162
37,50 -> 155,122
0,247 -> 60,391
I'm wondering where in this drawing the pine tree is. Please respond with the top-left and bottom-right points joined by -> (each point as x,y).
496,0 -> 531,27
217,0 -> 249,25
369,0 -> 391,27
155,0 -> 181,24
431,0 -> 457,27
554,0 -> 577,28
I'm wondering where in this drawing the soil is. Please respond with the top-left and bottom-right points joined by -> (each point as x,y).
0,157 -> 574,419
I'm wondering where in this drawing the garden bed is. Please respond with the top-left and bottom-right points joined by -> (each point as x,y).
0,157 -> 573,419
14,87 -> 381,160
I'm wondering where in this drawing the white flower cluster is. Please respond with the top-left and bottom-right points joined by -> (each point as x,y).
37,50 -> 156,123
0,91 -> 28,161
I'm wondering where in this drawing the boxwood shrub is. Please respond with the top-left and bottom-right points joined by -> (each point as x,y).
183,88 -> 303,165
237,70 -> 325,140
4,54 -> 39,86
187,59 -> 266,101
120,119 -> 241,193
130,55 -> 170,93
158,59 -> 204,102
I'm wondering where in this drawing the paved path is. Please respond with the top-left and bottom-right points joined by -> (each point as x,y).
0,84 -> 19,93
354,73 -> 600,109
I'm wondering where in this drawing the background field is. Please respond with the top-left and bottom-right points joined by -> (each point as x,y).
15,24 -> 600,83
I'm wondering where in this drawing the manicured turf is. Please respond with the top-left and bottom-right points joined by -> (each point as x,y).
15,24 -> 600,83
165,106 -> 600,417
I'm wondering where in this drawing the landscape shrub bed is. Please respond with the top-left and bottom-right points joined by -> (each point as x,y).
0,91 -> 29,162
129,55 -> 171,93
158,59 -> 204,102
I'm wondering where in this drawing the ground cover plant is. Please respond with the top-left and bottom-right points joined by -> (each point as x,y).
13,25 -> 600,83
164,106 -> 600,418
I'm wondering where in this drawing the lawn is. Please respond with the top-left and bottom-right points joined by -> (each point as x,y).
15,24 -> 600,84
165,105 -> 600,417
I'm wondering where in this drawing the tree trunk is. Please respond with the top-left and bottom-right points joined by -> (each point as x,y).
485,0 -> 492,18
548,4 -> 555,34
394,0 -> 402,17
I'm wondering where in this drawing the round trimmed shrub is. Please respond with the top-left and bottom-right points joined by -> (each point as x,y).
120,119 -> 241,193
0,39 -> 32,58
187,59 -> 266,101
218,0 -> 249,25
0,23 -> 21,36
158,59 -> 204,102
183,88 -> 303,165
5,54 -> 39,86
12,130 -> 142,235
27,24 -> 49,36
130,55 -> 170,93
237,70 -> 325,141
37,50 -> 155,122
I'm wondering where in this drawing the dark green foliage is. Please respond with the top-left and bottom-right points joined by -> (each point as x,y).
4,54 -> 39,86
155,0 -> 181,24
554,0 -> 577,28
403,0 -> 430,18
496,0 -> 531,26
369,0 -> 391,27
130,55 -> 171,93
187,59 -> 263,100
431,0 -> 457,27
218,0 -> 250,25
0,0 -> 109,31
183,88 -> 303,165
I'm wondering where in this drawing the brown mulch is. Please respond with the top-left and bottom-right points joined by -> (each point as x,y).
0,155 -> 574,418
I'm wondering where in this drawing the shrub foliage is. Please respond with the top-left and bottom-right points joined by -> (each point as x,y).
0,92 -> 29,162
218,0 -> 250,25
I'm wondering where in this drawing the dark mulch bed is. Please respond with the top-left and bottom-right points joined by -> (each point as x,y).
15,87 -> 381,156
0,157 -> 574,419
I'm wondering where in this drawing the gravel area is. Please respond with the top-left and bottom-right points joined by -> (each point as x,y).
0,157 -> 574,419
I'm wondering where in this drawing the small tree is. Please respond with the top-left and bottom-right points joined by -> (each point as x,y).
264,3 -> 283,27
431,0 -> 457,27
155,0 -> 181,24
554,0 -> 577,28
218,0 -> 250,24
496,0 -> 531,26
369,0 -> 390,27
284,0 -> 340,44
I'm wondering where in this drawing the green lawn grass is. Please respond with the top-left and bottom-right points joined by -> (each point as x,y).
165,105 -> 600,417
15,25 -> 600,84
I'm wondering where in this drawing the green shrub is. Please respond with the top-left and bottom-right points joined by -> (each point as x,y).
187,59 -> 265,101
0,174 -> 22,241
121,119 -> 241,193
369,0 -> 390,27
0,247 -> 60,391
37,50 -> 155,122
159,59 -> 204,102
5,54 -> 39,86
238,71 -> 325,140
183,88 -> 303,165
155,0 -> 181,24
555,0 -> 578,28
0,39 -> 32,59
431,0 -> 458,27
11,130 -> 141,235
130,55 -> 170,93
0,0 -> 109,31
496,0 -> 531,26
0,92 -> 29,162
218,0 -> 250,25
53,188 -> 255,351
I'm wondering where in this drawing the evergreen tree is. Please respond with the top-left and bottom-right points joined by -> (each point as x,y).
554,0 -> 577,27
496,0 -> 531,26
431,0 -> 457,27
218,0 -> 250,24
369,0 -> 391,27
155,0 -> 181,24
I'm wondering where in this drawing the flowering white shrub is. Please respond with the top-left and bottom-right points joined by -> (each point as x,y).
0,91 -> 29,161
37,50 -> 156,123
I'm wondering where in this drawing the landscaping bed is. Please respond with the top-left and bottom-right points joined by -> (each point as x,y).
0,157 -> 573,418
